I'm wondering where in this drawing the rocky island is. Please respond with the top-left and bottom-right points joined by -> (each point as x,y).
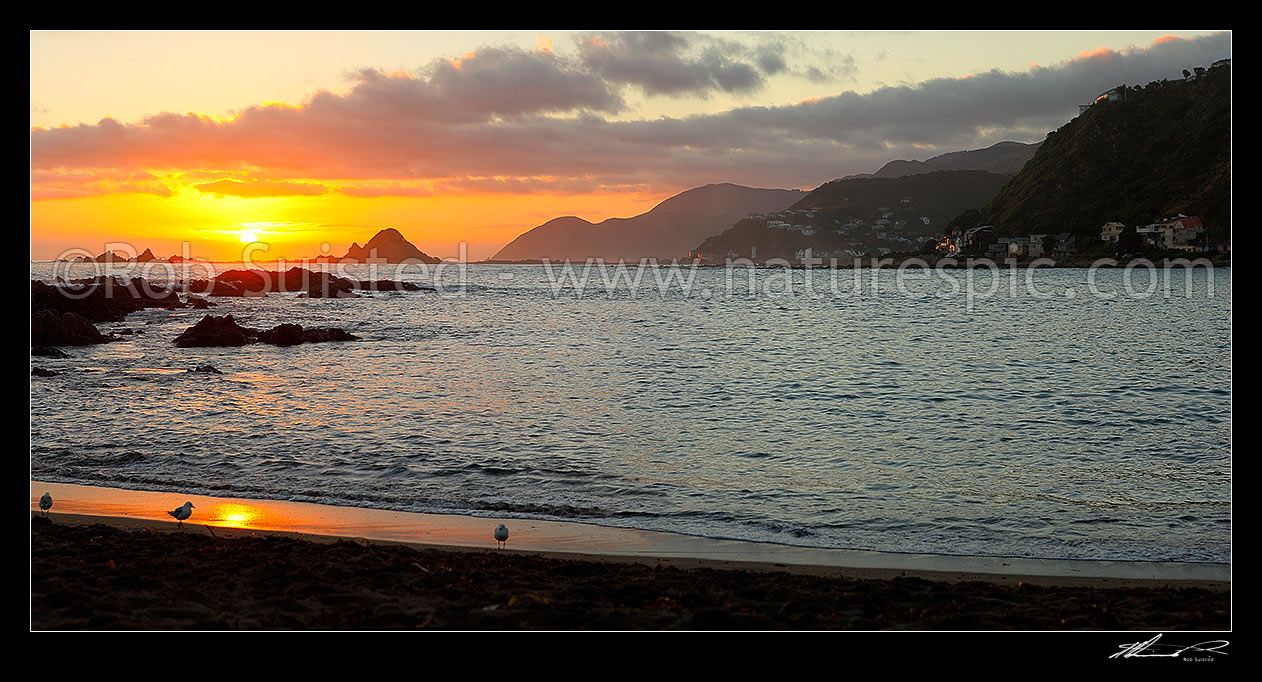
173,315 -> 361,348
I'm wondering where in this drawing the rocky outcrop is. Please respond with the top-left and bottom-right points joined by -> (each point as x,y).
255,323 -> 306,346
174,315 -> 361,348
173,314 -> 253,347
340,228 -> 441,264
93,251 -> 128,263
33,278 -> 186,323
211,267 -> 359,297
187,279 -> 250,297
30,277 -> 183,349
203,267 -> 423,297
31,310 -> 117,346
285,327 -> 360,344
356,279 -> 434,292
304,282 -> 359,298
189,364 -> 223,374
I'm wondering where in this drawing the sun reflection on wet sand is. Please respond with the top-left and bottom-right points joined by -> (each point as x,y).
210,503 -> 262,528
26,480 -> 1231,582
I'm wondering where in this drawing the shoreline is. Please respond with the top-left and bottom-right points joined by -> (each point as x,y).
31,514 -> 1232,631
29,481 -> 1230,590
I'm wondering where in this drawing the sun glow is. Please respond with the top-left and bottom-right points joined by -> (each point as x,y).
30,185 -> 673,262
239,229 -> 260,243
212,503 -> 262,528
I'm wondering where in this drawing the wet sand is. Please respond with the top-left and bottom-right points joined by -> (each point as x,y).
30,513 -> 1230,631
26,481 -> 1231,585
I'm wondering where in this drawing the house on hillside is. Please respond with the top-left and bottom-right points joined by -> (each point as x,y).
939,225 -> 997,256
1093,86 -> 1127,105
1100,222 -> 1126,243
1136,223 -> 1166,248
795,248 -> 833,261
1137,215 -> 1206,251
965,226 -> 994,251
1028,233 -> 1051,258
987,238 -> 1010,259
1053,233 -> 1078,258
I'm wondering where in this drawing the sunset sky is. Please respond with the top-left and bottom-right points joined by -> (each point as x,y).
30,30 -> 1230,261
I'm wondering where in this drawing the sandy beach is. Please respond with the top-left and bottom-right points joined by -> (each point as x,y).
30,499 -> 1230,630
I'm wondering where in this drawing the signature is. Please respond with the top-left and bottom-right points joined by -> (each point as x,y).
1110,634 -> 1230,660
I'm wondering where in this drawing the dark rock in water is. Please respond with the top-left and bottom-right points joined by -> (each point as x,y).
356,279 -> 433,292
189,364 -> 223,374
32,278 -> 185,323
199,266 -> 418,296
258,323 -> 361,345
173,314 -> 255,347
185,296 -> 214,309
293,327 -> 361,344
257,323 -> 305,346
32,367 -> 60,377
174,315 -> 361,347
213,269 -> 269,292
31,310 -> 116,346
305,282 -> 360,298
31,346 -> 71,358
187,279 -> 249,297
214,267 -> 357,297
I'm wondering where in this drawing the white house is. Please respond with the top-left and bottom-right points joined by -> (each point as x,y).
1100,222 -> 1126,243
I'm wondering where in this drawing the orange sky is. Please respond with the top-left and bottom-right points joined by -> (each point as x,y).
29,182 -> 672,262
30,30 -> 1228,262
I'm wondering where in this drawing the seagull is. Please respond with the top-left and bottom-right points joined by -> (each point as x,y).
39,492 -> 53,517
494,523 -> 509,549
168,501 -> 195,527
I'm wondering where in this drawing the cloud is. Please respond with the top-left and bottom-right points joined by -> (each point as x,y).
29,168 -> 172,200
413,46 -> 623,118
194,178 -> 329,197
31,32 -> 1231,199
576,31 -> 777,97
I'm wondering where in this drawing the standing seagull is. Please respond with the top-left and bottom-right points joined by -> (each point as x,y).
168,501 -> 195,527
494,523 -> 509,549
39,492 -> 53,517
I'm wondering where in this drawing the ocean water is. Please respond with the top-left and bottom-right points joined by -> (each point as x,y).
29,260 -> 1232,563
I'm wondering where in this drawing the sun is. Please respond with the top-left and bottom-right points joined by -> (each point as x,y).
239,229 -> 260,243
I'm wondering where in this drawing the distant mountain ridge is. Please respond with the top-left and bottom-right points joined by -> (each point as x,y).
869,141 -> 1041,179
491,183 -> 806,262
695,170 -> 1013,261
789,170 -> 1013,215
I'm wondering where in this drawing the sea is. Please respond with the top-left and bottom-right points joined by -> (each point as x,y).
29,259 -> 1232,564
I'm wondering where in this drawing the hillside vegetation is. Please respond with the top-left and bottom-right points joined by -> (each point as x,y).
871,141 -> 1040,179
695,171 -> 1011,260
976,63 -> 1231,241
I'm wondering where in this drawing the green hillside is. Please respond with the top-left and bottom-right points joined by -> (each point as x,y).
694,170 -> 1011,260
976,62 -> 1231,242
789,170 -> 1012,219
